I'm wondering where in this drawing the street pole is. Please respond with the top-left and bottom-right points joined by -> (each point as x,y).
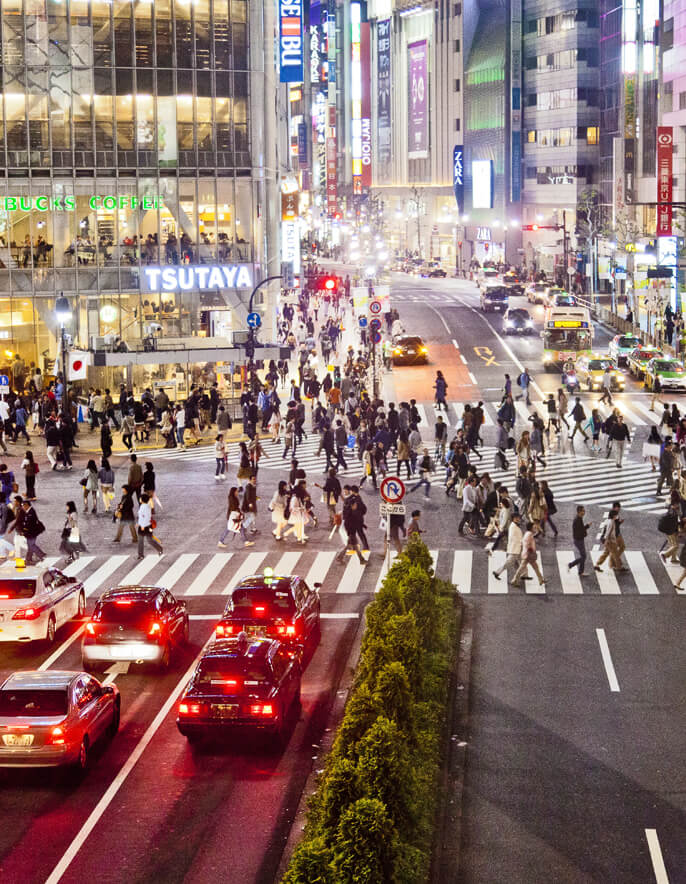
562,210 -> 568,289
244,274 -> 282,390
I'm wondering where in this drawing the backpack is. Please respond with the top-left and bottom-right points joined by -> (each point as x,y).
658,513 -> 674,534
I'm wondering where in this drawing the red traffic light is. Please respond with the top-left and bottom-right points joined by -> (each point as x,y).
324,277 -> 336,290
318,275 -> 338,291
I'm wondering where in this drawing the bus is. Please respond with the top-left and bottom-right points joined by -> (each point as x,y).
541,307 -> 593,369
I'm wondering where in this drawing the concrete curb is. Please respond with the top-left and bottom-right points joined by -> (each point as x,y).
432,596 -> 473,884
275,601 -> 367,881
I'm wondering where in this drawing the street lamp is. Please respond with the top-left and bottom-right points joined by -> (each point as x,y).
55,294 -> 71,407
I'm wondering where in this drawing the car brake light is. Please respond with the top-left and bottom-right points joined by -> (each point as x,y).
49,726 -> 65,745
13,607 -> 40,621
254,606 -> 266,614
115,599 -> 133,606
285,624 -> 297,636
148,622 -> 162,636
85,622 -> 97,635
249,704 -> 274,716
179,702 -> 203,715
0,594 -> 9,599
215,624 -> 234,637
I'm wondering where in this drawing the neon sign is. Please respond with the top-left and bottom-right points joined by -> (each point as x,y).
142,265 -> 254,292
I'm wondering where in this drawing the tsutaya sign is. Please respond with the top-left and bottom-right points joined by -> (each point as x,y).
142,264 -> 254,292
0,195 -> 162,212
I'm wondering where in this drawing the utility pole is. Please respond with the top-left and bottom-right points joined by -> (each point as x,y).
562,210 -> 568,288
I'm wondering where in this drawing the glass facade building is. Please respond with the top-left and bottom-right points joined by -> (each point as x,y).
0,0 -> 279,370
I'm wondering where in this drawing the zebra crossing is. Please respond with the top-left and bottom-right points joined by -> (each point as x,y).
41,546 -> 686,600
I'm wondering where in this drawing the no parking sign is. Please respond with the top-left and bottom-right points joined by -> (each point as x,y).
369,299 -> 383,315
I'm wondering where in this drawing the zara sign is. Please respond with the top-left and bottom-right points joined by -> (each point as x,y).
142,264 -> 254,292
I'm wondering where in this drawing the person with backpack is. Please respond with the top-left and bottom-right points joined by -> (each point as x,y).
336,490 -> 368,564
18,497 -> 46,564
497,395 -> 515,432
515,368 -> 531,405
657,439 -> 677,496
410,448 -> 434,499
0,463 -> 16,503
658,503 -> 681,564
568,397 -> 588,441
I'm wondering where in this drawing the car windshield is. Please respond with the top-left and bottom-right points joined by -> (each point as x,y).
485,288 -> 508,298
654,361 -> 682,372
588,360 -> 613,370
534,284 -> 547,291
0,689 -> 68,716
96,600 -> 153,625
619,337 -> 640,348
397,337 -> 423,346
509,310 -> 529,319
195,659 -> 270,689
230,585 -> 295,614
0,579 -> 37,600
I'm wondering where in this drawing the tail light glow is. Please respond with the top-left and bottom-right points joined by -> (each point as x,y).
85,622 -> 97,635
148,622 -> 162,636
13,607 -> 40,620
285,624 -> 297,636
115,599 -> 133,606
49,726 -> 65,745
215,624 -> 234,637
179,701 -> 203,715
254,606 -> 266,614
249,704 -> 274,716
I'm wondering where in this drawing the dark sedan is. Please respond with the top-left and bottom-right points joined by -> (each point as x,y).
177,634 -> 301,746
391,334 -> 429,365
82,586 -> 190,671
502,307 -> 535,335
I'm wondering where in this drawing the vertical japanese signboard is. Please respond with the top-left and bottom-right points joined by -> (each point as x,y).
279,0 -> 304,83
408,41 -> 428,158
360,22 -> 372,189
326,106 -> 337,215
657,126 -> 673,237
510,0 -> 522,202
377,19 -> 392,172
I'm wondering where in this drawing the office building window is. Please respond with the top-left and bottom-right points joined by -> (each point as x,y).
527,130 -> 536,143
662,18 -> 674,52
586,126 -> 598,145
454,79 -> 461,92
455,118 -> 461,131
454,39 -> 460,52
453,3 -> 461,15
680,91 -> 686,110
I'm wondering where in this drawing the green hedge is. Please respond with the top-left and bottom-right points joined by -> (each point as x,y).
283,538 -> 460,884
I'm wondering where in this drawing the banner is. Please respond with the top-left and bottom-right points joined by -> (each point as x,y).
279,0 -> 304,83
408,40 -> 428,158
657,126 -> 673,237
326,128 -> 337,215
360,22 -> 372,188
452,145 -> 464,213
377,19 -> 392,170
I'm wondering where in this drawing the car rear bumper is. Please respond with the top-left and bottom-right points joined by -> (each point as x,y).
0,617 -> 48,642
83,641 -> 163,664
0,744 -> 76,767
177,718 -> 279,735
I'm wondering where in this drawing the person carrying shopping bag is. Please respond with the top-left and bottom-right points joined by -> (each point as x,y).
59,501 -> 88,563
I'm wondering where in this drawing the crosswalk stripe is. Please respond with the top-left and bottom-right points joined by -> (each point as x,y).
514,401 -> 533,423
43,557 -> 61,568
116,554 -> 164,588
414,404 -> 430,428
452,550 -> 472,594
63,556 -> 95,577
616,402 -> 648,426
488,551 -> 508,593
158,553 -> 198,592
557,551 -> 584,593
273,551 -> 302,575
338,555 -> 366,593
221,551 -> 266,594
624,551 -> 659,594
305,550 -> 337,591
659,554 -> 682,590
185,553 -> 233,597
82,555 -> 129,597
627,399 -> 657,421
375,551 -> 398,593
591,550 -> 621,594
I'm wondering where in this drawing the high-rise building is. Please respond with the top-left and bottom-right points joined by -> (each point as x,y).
0,0 -> 283,382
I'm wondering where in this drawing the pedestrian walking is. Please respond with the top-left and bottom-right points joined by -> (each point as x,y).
458,475 -> 479,536
657,440 -> 677,495
515,368 -> 532,405
492,513 -> 523,581
658,503 -> 681,564
137,492 -> 163,558
599,365 -> 613,405
671,539 -> 686,590
585,409 -> 602,452
384,511 -> 406,557
143,461 -> 161,511
610,414 -> 630,468
594,509 -> 623,572
113,484 -> 137,543
409,448 -> 434,499
127,453 -> 143,502
512,522 -> 546,587
282,485 -> 310,544
100,420 -> 113,459
81,459 -> 99,513
21,450 -> 37,500
434,371 -> 448,411
569,397 -> 588,441
98,457 -> 115,513
540,480 -> 558,537
18,498 -> 46,564
407,509 -> 423,539
121,413 -> 136,451
335,491 -> 368,564
568,505 -> 590,576
334,419 -> 348,471
269,480 -> 289,540
59,501 -> 87,562
214,434 -> 227,480
241,474 -> 259,536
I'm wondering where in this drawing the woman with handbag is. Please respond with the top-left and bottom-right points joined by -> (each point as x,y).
98,457 -> 115,513
82,459 -> 99,514
269,480 -> 289,540
113,484 -> 137,543
59,500 -> 88,563
217,486 -> 253,547
21,450 -> 38,501
512,522 -> 546,587
236,442 -> 252,489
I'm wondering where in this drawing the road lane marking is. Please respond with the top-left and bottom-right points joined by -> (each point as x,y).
338,555 -> 366,593
102,662 -> 130,684
460,353 -> 467,364
591,551 -> 621,594
557,551 -> 583,593
38,625 -> 85,671
157,553 -> 198,591
452,338 -> 459,349
82,555 -> 129,597
44,635 -> 216,884
116,554 -> 164,587
452,550 -> 472,594
375,550 -> 398,593
63,556 -> 96,577
525,553 -> 546,594
624,551 -> 659,594
596,628 -> 620,692
185,553 -> 233,596
468,372 -> 477,384
645,829 -> 670,884
305,550 -> 337,591
221,551 -> 266,593
488,551 -> 508,593
272,551 -> 302,574
414,403 -> 430,427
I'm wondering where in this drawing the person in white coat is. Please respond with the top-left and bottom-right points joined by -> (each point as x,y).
492,512 -> 523,581
512,521 -> 546,587
269,481 -> 289,540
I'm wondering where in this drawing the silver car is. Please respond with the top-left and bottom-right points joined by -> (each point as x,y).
0,670 -> 120,775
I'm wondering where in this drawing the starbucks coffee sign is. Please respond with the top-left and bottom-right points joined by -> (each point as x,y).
142,264 -> 254,292
0,195 -> 162,212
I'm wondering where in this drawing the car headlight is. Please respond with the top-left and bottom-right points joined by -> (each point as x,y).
393,348 -> 401,354
419,346 -> 428,354
542,353 -> 551,362
505,320 -> 514,327
526,320 -> 533,327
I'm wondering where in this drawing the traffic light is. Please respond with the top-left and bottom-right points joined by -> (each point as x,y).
318,275 -> 338,292
522,224 -> 540,231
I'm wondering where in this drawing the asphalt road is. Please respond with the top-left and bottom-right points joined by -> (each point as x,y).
0,270 -> 683,883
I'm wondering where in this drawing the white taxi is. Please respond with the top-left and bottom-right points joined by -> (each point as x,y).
0,560 -> 86,645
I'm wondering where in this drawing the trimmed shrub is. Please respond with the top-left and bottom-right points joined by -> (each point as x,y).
330,798 -> 397,884
282,837 -> 333,884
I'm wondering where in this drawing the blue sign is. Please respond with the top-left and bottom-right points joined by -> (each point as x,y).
279,0 -> 304,83
0,375 -> 8,386
297,122 -> 308,166
358,316 -> 368,328
453,145 -> 464,213
369,317 -> 382,331
247,312 -> 261,329
372,331 -> 382,344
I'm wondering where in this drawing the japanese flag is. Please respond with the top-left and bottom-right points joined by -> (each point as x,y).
68,350 -> 90,381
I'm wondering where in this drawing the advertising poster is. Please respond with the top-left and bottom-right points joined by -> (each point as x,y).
408,40 -> 428,158
657,126 -> 673,237
279,0 -> 304,83
360,22 -> 372,188
377,19 -> 392,170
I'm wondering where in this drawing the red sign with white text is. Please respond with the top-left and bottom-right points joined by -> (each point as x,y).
657,126 -> 673,237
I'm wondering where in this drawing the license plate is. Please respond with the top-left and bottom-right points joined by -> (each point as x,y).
245,626 -> 266,637
2,734 -> 34,747
110,648 -> 133,660
407,350 -> 416,354
211,704 -> 239,719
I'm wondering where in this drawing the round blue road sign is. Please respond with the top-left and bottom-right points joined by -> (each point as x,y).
247,312 -> 261,329
369,317 -> 382,332
372,331 -> 382,344
358,316 -> 368,328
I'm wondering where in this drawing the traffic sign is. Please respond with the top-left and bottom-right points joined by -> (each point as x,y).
370,317 -> 382,332
0,375 -> 9,387
380,502 -> 406,516
372,331 -> 382,344
358,316 -> 368,328
247,312 -> 261,328
380,475 -> 406,504
369,299 -> 382,315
